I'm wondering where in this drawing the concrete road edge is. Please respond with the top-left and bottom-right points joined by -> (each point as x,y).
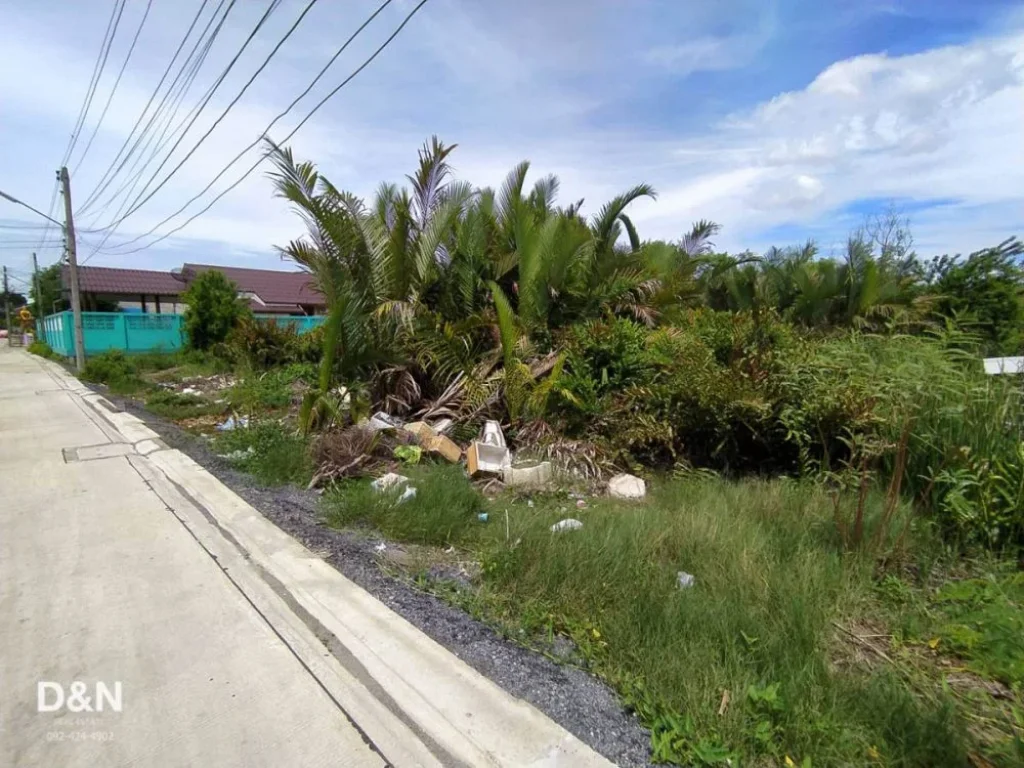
33,356 -> 616,768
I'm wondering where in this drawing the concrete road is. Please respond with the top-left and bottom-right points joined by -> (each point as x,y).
0,348 -> 614,768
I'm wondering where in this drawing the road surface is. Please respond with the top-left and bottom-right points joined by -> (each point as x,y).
0,346 -> 613,768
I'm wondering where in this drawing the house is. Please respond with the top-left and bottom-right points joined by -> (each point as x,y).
61,263 -> 326,316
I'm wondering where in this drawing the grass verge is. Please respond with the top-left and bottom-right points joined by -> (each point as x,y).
210,420 -> 313,487
323,468 -> 1022,766
323,463 -> 483,546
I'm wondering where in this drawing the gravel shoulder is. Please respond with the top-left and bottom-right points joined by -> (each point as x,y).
110,394 -> 652,767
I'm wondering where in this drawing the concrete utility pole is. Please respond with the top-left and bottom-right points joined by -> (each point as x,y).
2,265 -> 11,336
60,167 -> 85,371
31,252 -> 42,317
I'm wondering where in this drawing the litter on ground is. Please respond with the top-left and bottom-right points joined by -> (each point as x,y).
551,518 -> 584,532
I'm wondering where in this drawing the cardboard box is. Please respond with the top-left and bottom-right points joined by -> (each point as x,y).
424,434 -> 462,463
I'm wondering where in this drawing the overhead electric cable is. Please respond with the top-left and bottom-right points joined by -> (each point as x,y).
73,0 -> 156,172
91,0 -> 430,259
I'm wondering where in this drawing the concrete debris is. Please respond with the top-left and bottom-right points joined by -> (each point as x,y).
468,420 -> 512,478
216,415 -> 249,431
396,485 -> 417,504
676,571 -> 695,589
608,473 -> 646,499
371,472 -> 410,492
364,411 -> 405,432
218,446 -> 255,461
467,441 -> 511,478
480,420 -> 507,448
503,460 -> 552,488
550,518 -> 584,533
424,434 -> 462,463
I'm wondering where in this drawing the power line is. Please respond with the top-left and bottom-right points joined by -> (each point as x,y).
90,0 -> 284,235
95,0 -> 396,253
91,0 -> 430,260
73,0 -> 156,173
64,0 -> 127,168
82,1 -> 236,228
78,0 -> 219,214
0,222 -> 51,230
31,179 -> 62,260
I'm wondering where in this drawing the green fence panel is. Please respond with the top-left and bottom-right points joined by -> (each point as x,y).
254,314 -> 325,333
124,314 -> 184,353
39,312 -> 75,357
38,311 -> 322,357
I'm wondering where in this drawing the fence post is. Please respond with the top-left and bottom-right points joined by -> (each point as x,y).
122,315 -> 130,351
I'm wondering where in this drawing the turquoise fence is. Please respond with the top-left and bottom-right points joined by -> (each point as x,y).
37,312 -> 324,358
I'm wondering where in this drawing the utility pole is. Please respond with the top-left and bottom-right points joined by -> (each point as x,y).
60,167 -> 85,371
3,265 -> 11,338
32,252 -> 42,318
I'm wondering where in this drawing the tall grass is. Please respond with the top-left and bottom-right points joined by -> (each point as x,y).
323,464 -> 483,545
792,332 -> 1024,549
470,478 -> 966,766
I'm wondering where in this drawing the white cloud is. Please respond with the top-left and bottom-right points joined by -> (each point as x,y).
0,0 -> 1021,277
644,37 -> 750,76
642,31 -> 1024,253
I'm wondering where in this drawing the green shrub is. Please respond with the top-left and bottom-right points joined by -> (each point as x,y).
79,350 -> 149,394
144,390 -> 225,421
323,464 -> 482,546
210,420 -> 312,486
226,316 -> 302,369
295,324 -> 325,363
228,363 -> 317,411
182,270 -> 250,350
27,340 -> 60,360
780,332 -> 1024,548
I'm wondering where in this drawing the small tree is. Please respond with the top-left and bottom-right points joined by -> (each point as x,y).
31,264 -> 67,317
182,270 -> 248,349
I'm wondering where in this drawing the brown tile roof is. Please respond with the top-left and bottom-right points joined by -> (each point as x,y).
65,265 -> 187,295
63,263 -> 326,312
183,264 -> 324,308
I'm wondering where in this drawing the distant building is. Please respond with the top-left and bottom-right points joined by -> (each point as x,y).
61,263 -> 326,316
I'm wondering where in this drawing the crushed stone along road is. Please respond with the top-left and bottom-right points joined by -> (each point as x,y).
112,393 -> 654,768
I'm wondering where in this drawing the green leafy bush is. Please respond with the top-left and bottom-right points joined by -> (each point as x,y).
79,350 -> 148,394
228,363 -> 317,411
182,270 -> 249,350
226,316 -> 302,369
27,340 -> 61,360
144,390 -> 224,421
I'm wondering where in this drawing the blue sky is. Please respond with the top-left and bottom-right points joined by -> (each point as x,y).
1,0 -> 1022,290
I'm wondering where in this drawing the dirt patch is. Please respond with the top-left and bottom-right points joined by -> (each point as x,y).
105,392 -> 653,767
